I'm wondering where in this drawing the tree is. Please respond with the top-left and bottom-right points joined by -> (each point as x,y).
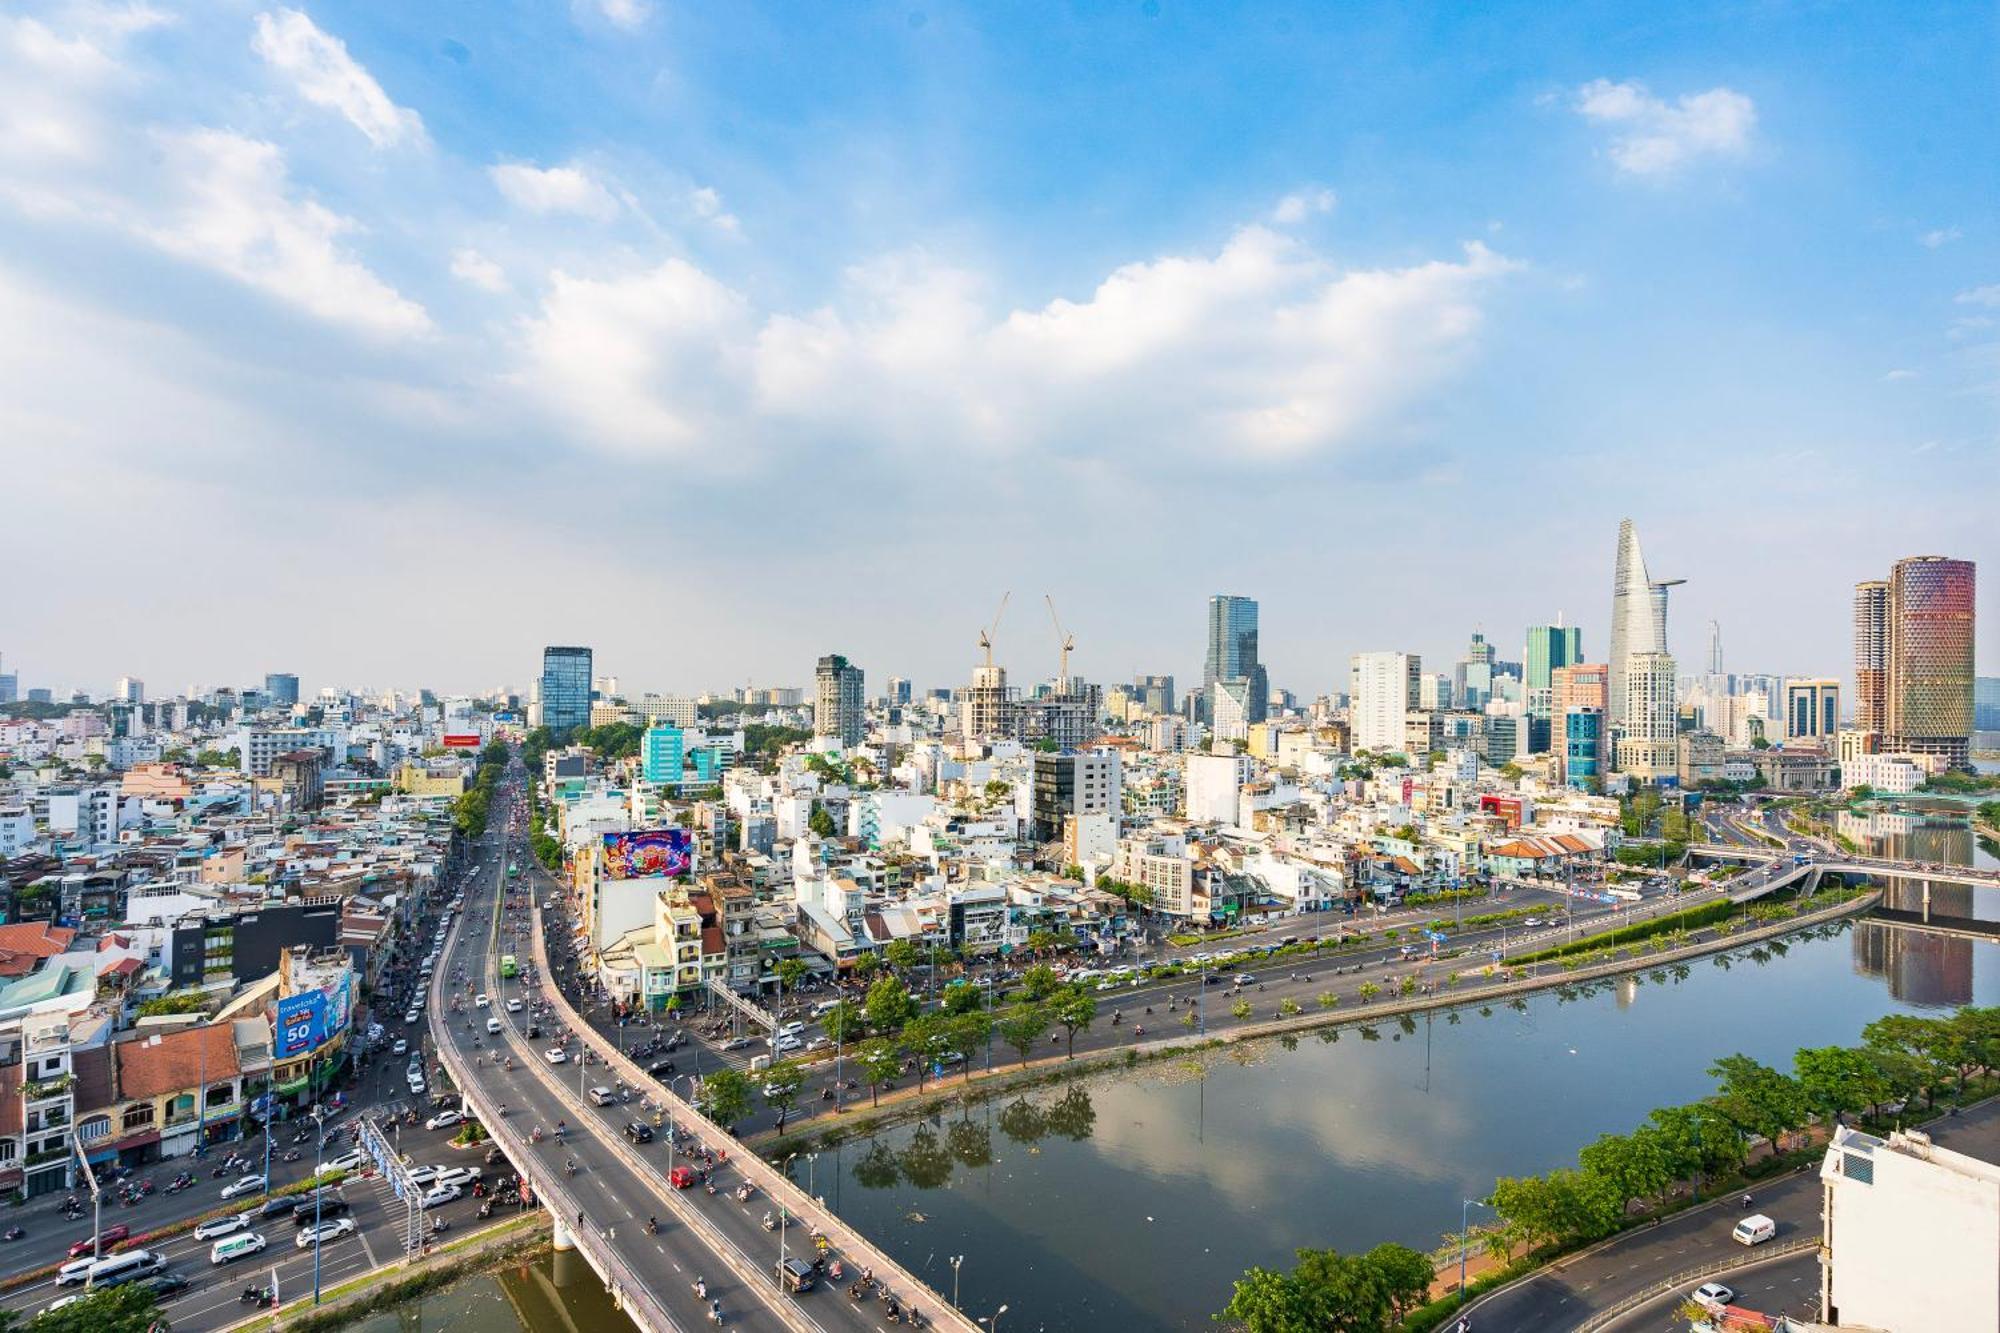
1020,963 -> 1062,1001
1231,999 -> 1253,1021
31,1283 -> 155,1333
773,958 -> 808,996
1645,1103 -> 1743,1194
864,975 -> 918,1036
136,991 -> 206,1018
1049,985 -> 1097,1059
941,980 -> 984,1016
1578,1130 -> 1670,1211
698,1068 -> 752,1129
858,1039 -> 900,1107
820,999 -> 863,1048
1707,1053 -> 1809,1154
193,748 -> 237,768
1794,1045 -> 1888,1128
761,1059 -> 806,1133
998,1002 -> 1052,1066
808,802 -> 838,838
900,1013 -> 953,1091
949,1011 -> 993,1076
1219,1266 -> 1323,1333
1362,1242 -> 1436,1319
883,939 -> 921,974
1026,929 -> 1066,956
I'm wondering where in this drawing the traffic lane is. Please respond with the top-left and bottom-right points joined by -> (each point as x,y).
441,852 -> 804,1333
1600,1251 -> 1819,1333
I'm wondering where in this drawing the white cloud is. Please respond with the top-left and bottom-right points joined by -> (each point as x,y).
450,247 -> 508,293
514,222 -> 1516,466
252,9 -> 424,149
139,129 -> 432,338
585,0 -> 652,29
1955,284 -> 2000,308
489,162 -> 620,219
1882,368 -> 1916,381
1919,227 -> 1961,249
1270,188 -> 1335,224
1573,78 -> 1755,177
688,186 -> 740,233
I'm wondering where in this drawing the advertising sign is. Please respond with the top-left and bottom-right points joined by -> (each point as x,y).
276,991 -> 326,1059
442,734 -> 481,749
601,828 -> 695,880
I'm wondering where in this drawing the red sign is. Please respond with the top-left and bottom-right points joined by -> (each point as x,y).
442,734 -> 481,749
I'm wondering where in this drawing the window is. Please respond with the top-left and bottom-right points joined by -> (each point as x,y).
121,1104 -> 155,1131
78,1116 -> 110,1142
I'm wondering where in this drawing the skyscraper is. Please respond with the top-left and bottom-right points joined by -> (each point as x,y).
1524,625 -> 1584,750
1606,519 -> 1682,733
264,673 -> 300,708
814,654 -> 865,748
1853,580 -> 1889,733
1204,595 -> 1267,726
1886,556 -> 1976,769
1616,651 -> 1679,780
1349,652 -> 1421,754
539,645 -> 593,734
1456,631 -> 1497,710
1784,678 -> 1842,745
1552,662 -> 1610,785
116,676 -> 144,704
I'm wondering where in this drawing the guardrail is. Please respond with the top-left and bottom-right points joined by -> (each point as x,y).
525,889 -> 981,1333
1571,1235 -> 1817,1332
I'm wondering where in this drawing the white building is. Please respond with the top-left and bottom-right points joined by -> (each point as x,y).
1820,1124 -> 2000,1333
1184,751 -> 1253,824
1841,751 -> 1939,795
1349,652 -> 1420,754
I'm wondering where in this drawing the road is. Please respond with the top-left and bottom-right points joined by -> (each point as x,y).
1465,1098 -> 2000,1331
439,766 -> 952,1333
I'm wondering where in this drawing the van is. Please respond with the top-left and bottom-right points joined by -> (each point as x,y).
56,1258 -> 97,1287
86,1250 -> 165,1289
810,999 -> 842,1018
1731,1214 -> 1776,1246
210,1232 -> 268,1266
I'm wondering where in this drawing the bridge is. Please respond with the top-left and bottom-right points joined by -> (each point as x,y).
429,778 -> 980,1333
1686,843 -> 2000,892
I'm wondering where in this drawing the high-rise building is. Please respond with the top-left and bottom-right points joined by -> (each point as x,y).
116,676 -> 144,704
1524,625 -> 1583,753
1030,750 -> 1122,843
0,652 -> 15,705
886,677 -> 912,706
1886,556 -> 1976,769
1134,674 -> 1176,716
1615,651 -> 1679,781
1456,631 -> 1496,710
1784,678 -> 1842,746
1563,708 -> 1605,791
1976,677 -> 2000,734
813,654 -> 865,748
539,645 -> 593,735
1607,519 -> 1683,732
1349,652 -> 1421,754
962,664 -> 1018,743
1203,596 -> 1267,726
264,673 -> 300,708
1706,619 -> 1724,677
1854,580 -> 1890,733
1552,662 -> 1610,784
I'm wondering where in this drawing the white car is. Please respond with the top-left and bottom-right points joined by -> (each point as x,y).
407,1075 -> 428,1096
420,1184 -> 462,1210
296,1218 -> 357,1248
405,1165 -> 442,1188
486,1018 -> 502,1034
545,1048 -> 568,1065
1693,1282 -> 1735,1309
770,1034 -> 803,1053
505,998 -> 524,1013
435,1166 -> 481,1189
221,1174 -> 267,1200
195,1212 -> 253,1240
391,1039 -> 409,1057
425,1110 -> 463,1131
326,1150 -> 365,1173
474,994 -> 490,1008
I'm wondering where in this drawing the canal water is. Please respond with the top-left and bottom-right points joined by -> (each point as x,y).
346,1249 -> 634,1333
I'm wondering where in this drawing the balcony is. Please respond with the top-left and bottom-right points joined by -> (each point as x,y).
23,1074 -> 73,1101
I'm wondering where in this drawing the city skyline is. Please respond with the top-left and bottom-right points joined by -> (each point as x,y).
1,3 -> 1996,691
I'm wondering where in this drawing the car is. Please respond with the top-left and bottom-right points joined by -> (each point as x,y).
1523,917 -> 1545,927
506,998 -> 524,1012
587,1086 -> 617,1106
296,1218 -> 357,1248
624,1121 -> 654,1143
407,1075 -> 428,1096
221,1174 -> 267,1200
474,994 -> 490,1008
391,1038 -> 409,1056
771,1034 -> 803,1053
435,1166 -> 481,1189
143,1272 -> 192,1298
326,1149 -> 366,1173
775,1256 -> 817,1293
545,1048 -> 568,1064
667,1165 -> 696,1189
209,1233 -> 268,1266
719,1036 -> 755,1052
68,1224 -> 130,1258
195,1213 -> 253,1241
486,1017 -> 502,1034
420,1184 -> 463,1209
525,1024 -> 543,1040
1693,1282 -> 1735,1309
405,1165 -> 442,1188
404,1010 -> 421,1025
291,1198 -> 352,1226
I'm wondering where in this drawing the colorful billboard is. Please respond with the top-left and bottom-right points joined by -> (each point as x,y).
442,733 -> 481,749
274,973 -> 354,1058
601,828 -> 695,880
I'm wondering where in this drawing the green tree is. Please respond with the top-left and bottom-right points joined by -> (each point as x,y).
1645,1103 -> 1743,1194
193,747 -> 237,768
1231,999 -> 1253,1021
761,1058 -> 806,1133
1578,1130 -> 1670,1211
699,1067 -> 753,1129
1707,1053 -> 1809,1154
864,975 -> 918,1036
948,1011 -> 993,1076
1049,985 -> 1097,1059
136,991 -> 207,1018
998,1002 -> 1052,1066
899,1012 -> 954,1091
820,999 -> 863,1048
1218,1266 -> 1321,1333
883,938 -> 921,974
1020,963 -> 1062,1001
773,957 -> 808,996
1794,1045 -> 1889,1128
941,980 -> 984,1015
1361,1242 -> 1437,1319
1026,929 -> 1066,956
857,1038 -> 900,1107
808,802 -> 838,838
31,1283 -> 155,1333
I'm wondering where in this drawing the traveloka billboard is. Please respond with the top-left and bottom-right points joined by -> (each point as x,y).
601,828 -> 695,880
275,973 -> 355,1059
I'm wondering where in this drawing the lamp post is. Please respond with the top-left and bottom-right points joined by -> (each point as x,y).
1459,1198 -> 1490,1308
779,1152 -> 799,1289
310,1107 -> 329,1304
949,1254 -> 963,1311
979,1303 -> 1009,1332
804,1151 -> 819,1201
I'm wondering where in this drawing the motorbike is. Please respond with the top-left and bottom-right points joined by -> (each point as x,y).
734,1183 -> 754,1202
2,1226 -> 23,1241
564,1160 -> 577,1177
706,1301 -> 723,1325
761,1211 -> 777,1231
241,1287 -> 275,1307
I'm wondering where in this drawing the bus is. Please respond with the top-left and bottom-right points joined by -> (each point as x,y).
508,862 -> 520,879
500,955 -> 518,979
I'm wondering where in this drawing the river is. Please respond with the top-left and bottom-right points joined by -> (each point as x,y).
346,1249 -> 631,1333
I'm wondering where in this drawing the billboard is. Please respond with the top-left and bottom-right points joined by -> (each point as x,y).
601,828 -> 694,880
274,972 -> 354,1059
442,733 -> 481,749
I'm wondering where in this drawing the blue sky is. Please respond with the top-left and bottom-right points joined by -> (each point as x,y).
0,0 -> 1993,699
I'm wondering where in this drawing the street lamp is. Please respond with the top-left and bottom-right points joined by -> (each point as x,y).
804,1151 -> 820,1201
1458,1197 -> 1491,1307
778,1152 -> 799,1289
978,1303 -> 1009,1332
949,1254 -> 964,1311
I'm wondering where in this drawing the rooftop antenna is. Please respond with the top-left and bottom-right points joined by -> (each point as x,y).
1045,594 -> 1075,684
978,591 -> 1011,669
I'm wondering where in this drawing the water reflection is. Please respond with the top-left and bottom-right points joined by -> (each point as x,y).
854,1088 -> 1097,1193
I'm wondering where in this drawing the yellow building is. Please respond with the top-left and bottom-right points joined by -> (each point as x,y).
394,763 -> 466,798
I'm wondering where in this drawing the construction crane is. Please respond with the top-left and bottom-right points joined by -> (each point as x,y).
978,591 -> 1011,669
1045,594 -> 1075,683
